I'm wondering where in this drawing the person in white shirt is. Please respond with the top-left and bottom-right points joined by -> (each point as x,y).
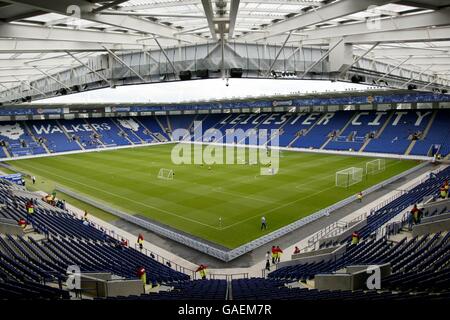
261,216 -> 267,230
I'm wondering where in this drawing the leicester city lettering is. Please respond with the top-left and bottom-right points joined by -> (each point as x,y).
217,111 -> 432,127
32,123 -> 111,135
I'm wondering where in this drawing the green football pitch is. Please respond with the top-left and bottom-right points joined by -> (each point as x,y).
7,144 -> 420,249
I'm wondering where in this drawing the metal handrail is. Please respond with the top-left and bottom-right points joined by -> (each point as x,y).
134,244 -> 196,279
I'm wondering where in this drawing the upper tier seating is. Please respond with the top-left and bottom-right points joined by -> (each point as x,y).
412,109 -> 450,156
0,110 -> 448,159
326,111 -> 390,152
365,111 -> 432,154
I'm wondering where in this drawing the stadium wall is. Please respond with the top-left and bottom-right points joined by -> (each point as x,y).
0,140 -> 174,162
0,139 -> 433,163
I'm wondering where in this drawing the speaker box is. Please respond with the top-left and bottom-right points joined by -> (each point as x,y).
230,68 -> 243,78
179,70 -> 192,81
196,69 -> 209,79
350,75 -> 365,83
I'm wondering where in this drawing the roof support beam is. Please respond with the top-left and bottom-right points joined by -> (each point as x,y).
153,38 -> 178,75
240,0 -> 393,41
65,51 -> 111,85
300,38 -> 344,79
339,42 -> 379,78
117,1 -> 198,11
266,31 -> 292,77
100,11 -> 205,19
0,23 -> 144,45
201,0 -> 218,40
16,77 -> 47,96
354,46 -> 450,57
376,56 -> 412,82
31,66 -> 72,92
403,64 -> 434,87
3,0 -> 201,43
91,0 -> 129,14
102,46 -> 146,82
385,57 -> 450,65
0,40 -> 144,52
298,8 -> 450,42
228,0 -> 240,39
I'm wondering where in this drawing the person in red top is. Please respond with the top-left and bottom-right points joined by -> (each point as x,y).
351,231 -> 360,244
409,204 -> 423,230
136,266 -> 146,290
137,233 -> 144,250
271,246 -> 277,264
275,246 -> 283,263
121,238 -> 128,248
18,218 -> 27,229
25,200 -> 35,224
195,264 -> 208,279
293,246 -> 301,255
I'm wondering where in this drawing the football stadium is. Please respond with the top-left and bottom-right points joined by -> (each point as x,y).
0,0 -> 449,311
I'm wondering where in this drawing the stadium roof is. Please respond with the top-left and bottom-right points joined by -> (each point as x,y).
0,0 -> 449,103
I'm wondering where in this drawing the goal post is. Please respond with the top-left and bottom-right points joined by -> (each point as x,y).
336,167 -> 363,188
365,159 -> 386,175
157,168 -> 174,180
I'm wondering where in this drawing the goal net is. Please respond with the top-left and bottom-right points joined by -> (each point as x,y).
336,167 -> 363,188
365,159 -> 386,175
157,168 -> 174,180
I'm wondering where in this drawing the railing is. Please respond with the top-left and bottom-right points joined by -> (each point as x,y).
307,221 -> 348,247
134,244 -> 196,279
208,273 -> 249,281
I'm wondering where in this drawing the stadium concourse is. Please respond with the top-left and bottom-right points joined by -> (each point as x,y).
1,0 -> 450,307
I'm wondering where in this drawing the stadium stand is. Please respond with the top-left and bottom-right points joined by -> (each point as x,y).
1,110 -> 446,160
365,111 -> 433,154
103,280 -> 228,300
412,109 -> 450,156
0,179 -> 190,300
1,158 -> 449,300
326,111 -> 389,152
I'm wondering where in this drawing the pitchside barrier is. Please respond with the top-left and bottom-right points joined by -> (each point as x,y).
0,139 -> 433,162
0,141 -> 175,162
56,161 -> 430,262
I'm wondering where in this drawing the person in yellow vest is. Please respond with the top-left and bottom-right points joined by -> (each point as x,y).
137,233 -> 144,251
444,180 -> 449,198
440,185 -> 447,199
275,246 -> 283,263
271,246 -> 277,264
136,266 -> 147,292
357,191 -> 363,203
25,200 -> 34,224
196,264 -> 208,280
351,231 -> 360,245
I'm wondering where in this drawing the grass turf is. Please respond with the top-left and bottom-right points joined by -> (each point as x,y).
6,144 -> 420,248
